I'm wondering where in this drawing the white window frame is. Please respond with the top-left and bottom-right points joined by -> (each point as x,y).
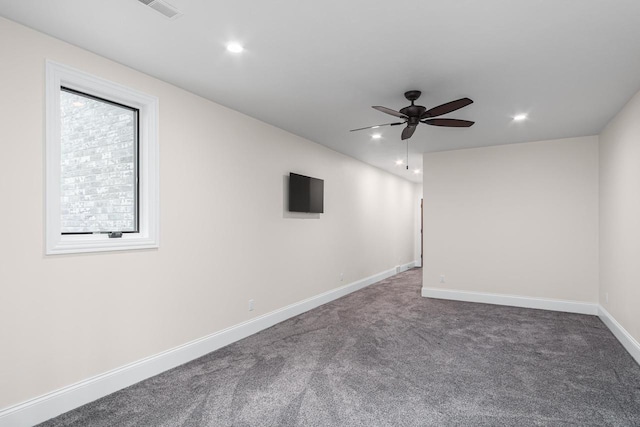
45,61 -> 159,255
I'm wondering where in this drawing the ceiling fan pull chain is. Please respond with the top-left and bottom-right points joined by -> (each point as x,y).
406,140 -> 409,170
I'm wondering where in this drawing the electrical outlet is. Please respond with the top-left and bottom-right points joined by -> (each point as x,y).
439,275 -> 445,283
248,299 -> 254,311
340,273 -> 344,282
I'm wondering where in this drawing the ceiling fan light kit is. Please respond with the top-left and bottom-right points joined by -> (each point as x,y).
351,90 -> 475,140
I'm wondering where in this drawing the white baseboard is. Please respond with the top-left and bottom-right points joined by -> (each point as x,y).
421,287 -> 598,315
598,306 -> 640,366
0,262 -> 415,427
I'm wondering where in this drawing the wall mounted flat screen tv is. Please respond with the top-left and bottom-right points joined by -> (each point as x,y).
289,173 -> 324,213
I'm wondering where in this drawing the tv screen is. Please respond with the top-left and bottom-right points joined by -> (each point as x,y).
289,173 -> 324,213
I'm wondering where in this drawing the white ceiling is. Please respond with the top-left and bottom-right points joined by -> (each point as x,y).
2,0 -> 640,183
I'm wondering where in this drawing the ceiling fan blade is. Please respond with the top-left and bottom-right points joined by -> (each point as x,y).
421,98 -> 473,119
401,125 -> 417,140
350,122 -> 405,132
372,106 -> 408,119
422,118 -> 475,127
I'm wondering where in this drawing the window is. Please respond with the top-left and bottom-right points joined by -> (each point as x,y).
60,88 -> 139,234
46,61 -> 159,254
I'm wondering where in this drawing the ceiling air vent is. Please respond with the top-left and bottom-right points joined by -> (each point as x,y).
138,0 -> 183,20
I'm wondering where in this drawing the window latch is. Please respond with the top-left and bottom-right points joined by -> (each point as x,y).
108,232 -> 123,238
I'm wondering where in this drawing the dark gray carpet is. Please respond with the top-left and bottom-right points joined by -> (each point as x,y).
40,268 -> 640,426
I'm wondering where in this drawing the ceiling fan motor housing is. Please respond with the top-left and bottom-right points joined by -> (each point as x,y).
400,105 -> 427,125
401,90 -> 426,125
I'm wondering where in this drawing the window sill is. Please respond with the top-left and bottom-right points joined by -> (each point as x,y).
46,233 -> 159,255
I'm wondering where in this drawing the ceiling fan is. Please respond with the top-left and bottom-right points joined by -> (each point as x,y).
351,90 -> 475,140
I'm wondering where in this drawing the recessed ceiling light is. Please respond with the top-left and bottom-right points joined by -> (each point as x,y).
413,169 -> 421,174
372,133 -> 382,139
372,125 -> 380,129
72,101 -> 85,107
226,43 -> 244,53
395,160 -> 404,166
513,114 -> 528,121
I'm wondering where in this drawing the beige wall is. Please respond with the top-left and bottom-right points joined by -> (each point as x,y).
599,89 -> 640,343
422,136 -> 599,302
414,184 -> 424,266
0,17 -> 420,409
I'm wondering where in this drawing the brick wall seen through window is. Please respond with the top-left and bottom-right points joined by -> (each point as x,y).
60,88 -> 138,233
